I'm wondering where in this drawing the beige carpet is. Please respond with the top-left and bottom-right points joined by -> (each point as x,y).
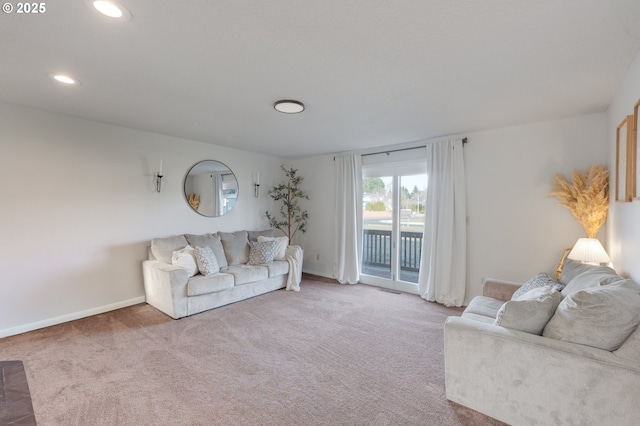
0,276 -> 505,425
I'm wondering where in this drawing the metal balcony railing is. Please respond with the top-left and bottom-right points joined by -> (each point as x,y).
362,229 -> 423,273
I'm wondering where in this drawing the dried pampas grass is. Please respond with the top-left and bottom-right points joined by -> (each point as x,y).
548,164 -> 609,238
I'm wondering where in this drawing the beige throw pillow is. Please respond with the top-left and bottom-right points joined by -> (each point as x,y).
494,285 -> 562,335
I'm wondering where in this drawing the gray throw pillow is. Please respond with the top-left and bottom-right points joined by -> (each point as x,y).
511,272 -> 558,300
543,280 -> 640,351
219,231 -> 250,265
247,240 -> 277,265
194,246 -> 220,276
495,285 -> 562,335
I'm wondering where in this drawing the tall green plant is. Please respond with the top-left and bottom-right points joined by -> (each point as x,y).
265,166 -> 309,244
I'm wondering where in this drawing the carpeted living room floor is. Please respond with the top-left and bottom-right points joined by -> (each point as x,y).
0,275 -> 506,425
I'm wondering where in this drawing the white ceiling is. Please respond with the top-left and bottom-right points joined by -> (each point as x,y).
2,1 -> 640,158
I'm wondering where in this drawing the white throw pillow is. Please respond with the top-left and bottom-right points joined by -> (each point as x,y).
543,280 -> 640,351
194,246 -> 220,276
494,285 -> 562,335
171,246 -> 198,277
258,235 -> 288,260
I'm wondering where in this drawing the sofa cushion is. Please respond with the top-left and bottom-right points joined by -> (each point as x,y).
543,280 -> 640,351
171,246 -> 198,277
559,258 -> 616,285
151,235 -> 189,264
560,267 -> 624,297
185,233 -> 228,269
187,273 -> 234,296
248,229 -> 277,242
460,312 -> 496,324
194,246 -> 220,276
225,264 -> 269,285
494,285 -> 562,335
248,240 -> 277,265
463,296 -> 505,319
511,272 -> 557,300
258,236 -> 288,260
265,260 -> 289,278
614,322 -> 640,363
219,231 -> 250,265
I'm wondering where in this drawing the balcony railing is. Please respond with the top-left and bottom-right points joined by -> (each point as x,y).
362,229 -> 423,273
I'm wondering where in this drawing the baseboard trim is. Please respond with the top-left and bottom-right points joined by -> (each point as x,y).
0,296 -> 146,339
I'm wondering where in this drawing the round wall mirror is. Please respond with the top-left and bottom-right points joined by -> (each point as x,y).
184,160 -> 238,217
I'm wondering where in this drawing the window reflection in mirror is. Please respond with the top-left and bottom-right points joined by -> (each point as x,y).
184,160 -> 238,217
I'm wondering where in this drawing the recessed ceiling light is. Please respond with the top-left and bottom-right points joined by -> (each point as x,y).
274,100 -> 305,114
88,0 -> 131,21
49,73 -> 81,85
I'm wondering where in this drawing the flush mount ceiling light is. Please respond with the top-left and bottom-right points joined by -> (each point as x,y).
274,100 -> 305,114
87,0 -> 131,21
49,73 -> 81,85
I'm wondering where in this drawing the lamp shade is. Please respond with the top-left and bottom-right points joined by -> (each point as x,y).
567,238 -> 611,264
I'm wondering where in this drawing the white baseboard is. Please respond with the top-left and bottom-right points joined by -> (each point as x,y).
302,268 -> 335,280
0,296 -> 146,339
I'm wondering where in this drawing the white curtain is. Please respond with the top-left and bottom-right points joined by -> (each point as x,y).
418,139 -> 467,306
334,154 -> 363,284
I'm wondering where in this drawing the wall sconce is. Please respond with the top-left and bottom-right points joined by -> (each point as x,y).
254,172 -> 260,198
155,159 -> 163,193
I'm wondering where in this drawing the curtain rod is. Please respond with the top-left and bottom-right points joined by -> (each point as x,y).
333,137 -> 468,160
361,137 -> 468,158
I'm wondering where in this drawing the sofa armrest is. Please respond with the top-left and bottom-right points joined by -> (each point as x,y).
482,278 -> 521,301
142,260 -> 189,319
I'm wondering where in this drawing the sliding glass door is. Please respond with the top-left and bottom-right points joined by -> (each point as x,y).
360,164 -> 427,293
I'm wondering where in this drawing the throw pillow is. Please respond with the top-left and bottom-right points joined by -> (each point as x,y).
171,246 -> 198,277
511,272 -> 558,300
219,231 -> 250,265
543,280 -> 640,351
258,235 -> 288,260
494,285 -> 562,335
247,240 -> 277,265
194,246 -> 220,276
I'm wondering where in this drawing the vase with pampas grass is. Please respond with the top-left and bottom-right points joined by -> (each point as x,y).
548,164 -> 609,238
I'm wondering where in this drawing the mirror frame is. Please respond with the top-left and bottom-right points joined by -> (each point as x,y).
183,160 -> 238,217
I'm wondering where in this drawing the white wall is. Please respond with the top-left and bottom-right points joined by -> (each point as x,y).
294,113 -> 608,304
606,50 -> 640,282
464,114 -> 607,303
0,102 -> 283,337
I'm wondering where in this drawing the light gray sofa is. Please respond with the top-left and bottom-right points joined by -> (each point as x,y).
445,259 -> 640,425
143,229 -> 293,319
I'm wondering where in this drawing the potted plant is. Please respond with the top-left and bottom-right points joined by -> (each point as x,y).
266,166 -> 309,244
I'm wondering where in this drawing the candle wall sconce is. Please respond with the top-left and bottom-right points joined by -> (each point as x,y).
253,172 -> 260,198
155,159 -> 163,193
